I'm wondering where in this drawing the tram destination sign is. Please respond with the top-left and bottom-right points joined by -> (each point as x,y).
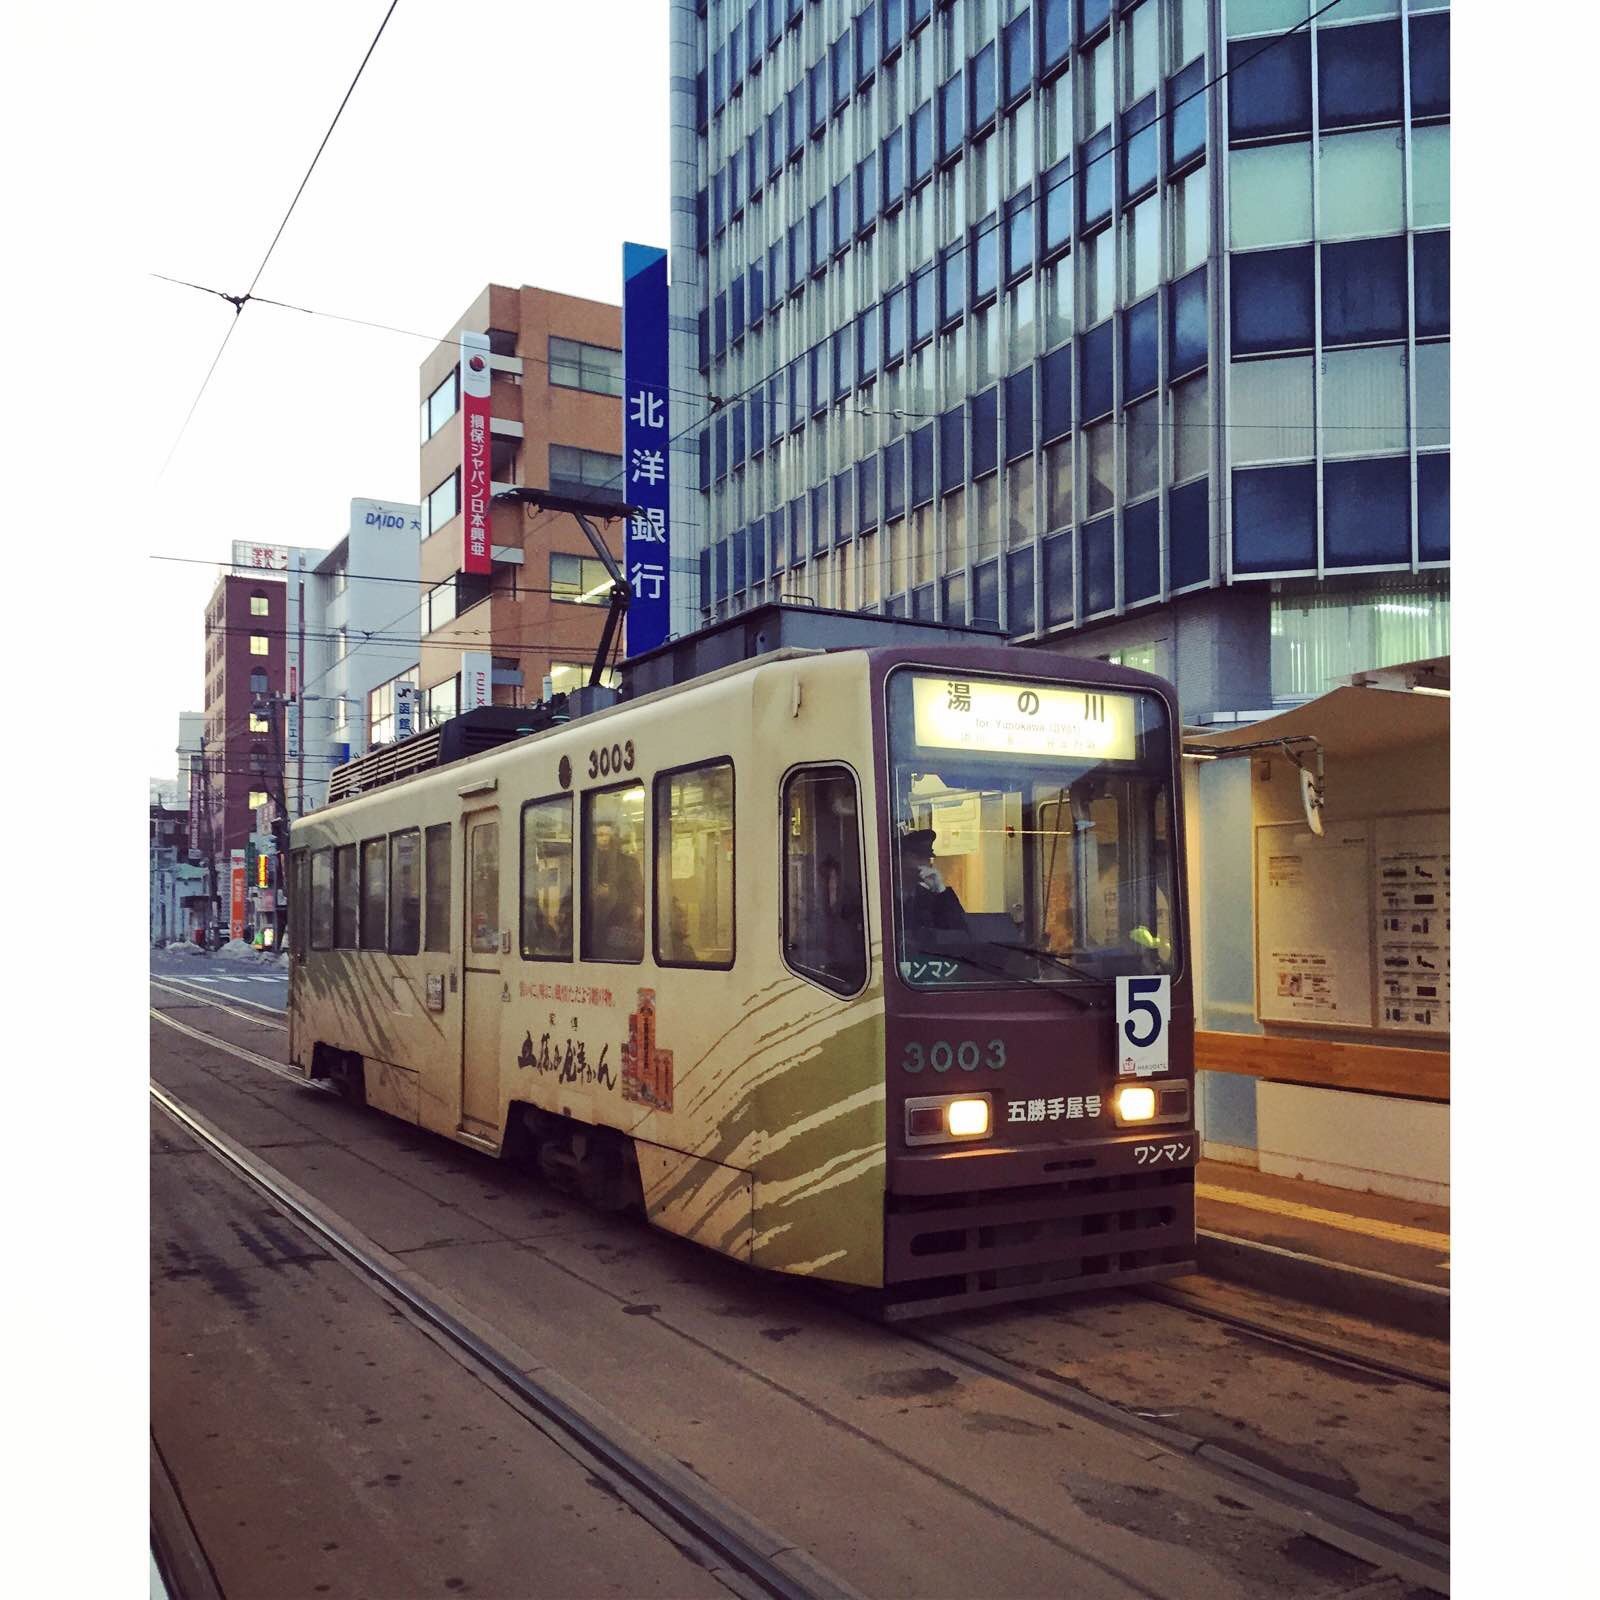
911,675 -> 1138,762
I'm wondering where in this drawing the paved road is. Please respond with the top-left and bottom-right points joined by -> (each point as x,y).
151,947 -> 287,1009
150,975 -> 1449,1599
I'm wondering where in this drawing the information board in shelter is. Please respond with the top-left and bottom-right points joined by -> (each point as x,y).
1373,813 -> 1449,1033
1255,821 -> 1374,1029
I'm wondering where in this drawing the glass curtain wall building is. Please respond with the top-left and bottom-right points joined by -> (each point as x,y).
673,0 -> 1448,706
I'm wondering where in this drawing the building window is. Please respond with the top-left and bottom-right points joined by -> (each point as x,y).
425,470 -> 460,535
1270,582 -> 1450,699
330,562 -> 348,597
250,669 -> 268,694
550,553 -> 615,604
548,337 -> 623,396
548,661 -> 622,696
422,369 -> 459,441
249,591 -> 269,616
1228,141 -> 1312,250
548,445 -> 624,496
248,713 -> 269,734
249,635 -> 269,656
247,789 -> 268,811
1230,354 -> 1315,464
423,677 -> 459,728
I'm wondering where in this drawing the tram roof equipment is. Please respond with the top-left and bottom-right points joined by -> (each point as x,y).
321,602 -> 1005,810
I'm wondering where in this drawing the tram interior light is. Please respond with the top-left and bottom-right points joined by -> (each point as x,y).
947,1097 -> 990,1137
1117,1085 -> 1157,1122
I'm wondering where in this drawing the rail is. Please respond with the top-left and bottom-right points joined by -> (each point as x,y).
149,1080 -> 858,1600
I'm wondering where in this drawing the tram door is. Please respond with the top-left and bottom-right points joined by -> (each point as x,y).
460,808 -> 505,1134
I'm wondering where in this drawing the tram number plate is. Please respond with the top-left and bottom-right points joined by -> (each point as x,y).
1131,1140 -> 1194,1167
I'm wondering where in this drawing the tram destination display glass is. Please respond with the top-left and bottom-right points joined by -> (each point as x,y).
886,670 -> 1179,991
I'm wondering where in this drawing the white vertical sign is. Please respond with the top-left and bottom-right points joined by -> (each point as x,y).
394,682 -> 418,739
1116,976 -> 1171,1078
460,651 -> 492,712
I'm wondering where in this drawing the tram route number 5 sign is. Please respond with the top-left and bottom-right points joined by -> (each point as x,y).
1116,976 -> 1171,1078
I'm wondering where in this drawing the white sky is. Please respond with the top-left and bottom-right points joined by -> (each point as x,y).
78,0 -> 669,779
8,7 -> 1600,1593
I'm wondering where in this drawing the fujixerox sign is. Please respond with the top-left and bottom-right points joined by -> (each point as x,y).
461,650 -> 492,712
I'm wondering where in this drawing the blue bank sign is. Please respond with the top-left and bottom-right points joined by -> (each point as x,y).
622,242 -> 670,656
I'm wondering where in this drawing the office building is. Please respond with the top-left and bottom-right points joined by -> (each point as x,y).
289,497 -> 423,815
670,0 -> 1449,718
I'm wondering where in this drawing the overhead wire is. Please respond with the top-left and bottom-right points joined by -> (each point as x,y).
161,0 -> 1393,740
154,0 -> 403,480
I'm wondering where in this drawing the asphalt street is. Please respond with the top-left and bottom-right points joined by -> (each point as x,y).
151,947 -> 288,1009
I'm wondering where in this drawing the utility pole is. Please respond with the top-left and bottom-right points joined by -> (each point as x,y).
296,566 -> 306,821
263,692 -> 293,949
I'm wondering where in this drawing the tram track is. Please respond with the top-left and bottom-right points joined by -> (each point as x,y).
1133,1281 -> 1449,1393
901,1321 -> 1449,1595
151,989 -> 1447,1596
150,1078 -> 861,1600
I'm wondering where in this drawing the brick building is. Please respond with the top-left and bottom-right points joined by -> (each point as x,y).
415,284 -> 628,722
200,573 -> 286,861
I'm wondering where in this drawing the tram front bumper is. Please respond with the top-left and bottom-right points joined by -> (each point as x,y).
886,1128 -> 1198,1196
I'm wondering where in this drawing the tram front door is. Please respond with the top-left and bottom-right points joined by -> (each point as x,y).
461,807 -> 505,1136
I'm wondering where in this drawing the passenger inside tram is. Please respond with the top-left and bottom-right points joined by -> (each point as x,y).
587,818 -> 644,960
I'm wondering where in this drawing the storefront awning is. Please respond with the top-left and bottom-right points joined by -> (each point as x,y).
1185,685 -> 1449,759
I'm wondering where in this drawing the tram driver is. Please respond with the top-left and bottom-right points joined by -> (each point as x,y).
898,828 -> 969,943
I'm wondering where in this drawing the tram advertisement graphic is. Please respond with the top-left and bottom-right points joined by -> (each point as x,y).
516,1028 -> 616,1090
621,988 -> 674,1112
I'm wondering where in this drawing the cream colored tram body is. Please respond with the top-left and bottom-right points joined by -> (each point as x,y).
289,644 -> 1197,1315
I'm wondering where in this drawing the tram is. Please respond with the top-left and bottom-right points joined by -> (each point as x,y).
287,639 -> 1196,1315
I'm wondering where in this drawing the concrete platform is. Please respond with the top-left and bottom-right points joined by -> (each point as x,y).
1192,1159 -> 1450,1340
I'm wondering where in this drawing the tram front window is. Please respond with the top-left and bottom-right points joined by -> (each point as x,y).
886,670 -> 1179,989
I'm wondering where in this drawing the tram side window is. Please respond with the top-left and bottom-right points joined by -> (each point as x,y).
310,849 -> 334,950
581,783 -> 645,963
388,829 -> 421,955
521,796 -> 574,959
335,845 -> 359,948
782,766 -> 867,995
654,761 -> 735,968
424,823 -> 451,952
360,838 -> 387,951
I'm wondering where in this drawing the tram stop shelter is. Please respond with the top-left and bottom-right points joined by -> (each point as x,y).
1181,661 -> 1450,1206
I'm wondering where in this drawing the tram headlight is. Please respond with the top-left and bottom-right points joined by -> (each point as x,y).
1116,1084 -> 1157,1122
946,1097 -> 990,1138
904,1092 -> 993,1145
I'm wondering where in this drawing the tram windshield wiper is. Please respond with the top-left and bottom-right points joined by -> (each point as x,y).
908,940 -> 1100,1010
982,940 -> 1111,993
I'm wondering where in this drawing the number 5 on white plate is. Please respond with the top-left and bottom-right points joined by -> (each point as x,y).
1116,975 -> 1170,1078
